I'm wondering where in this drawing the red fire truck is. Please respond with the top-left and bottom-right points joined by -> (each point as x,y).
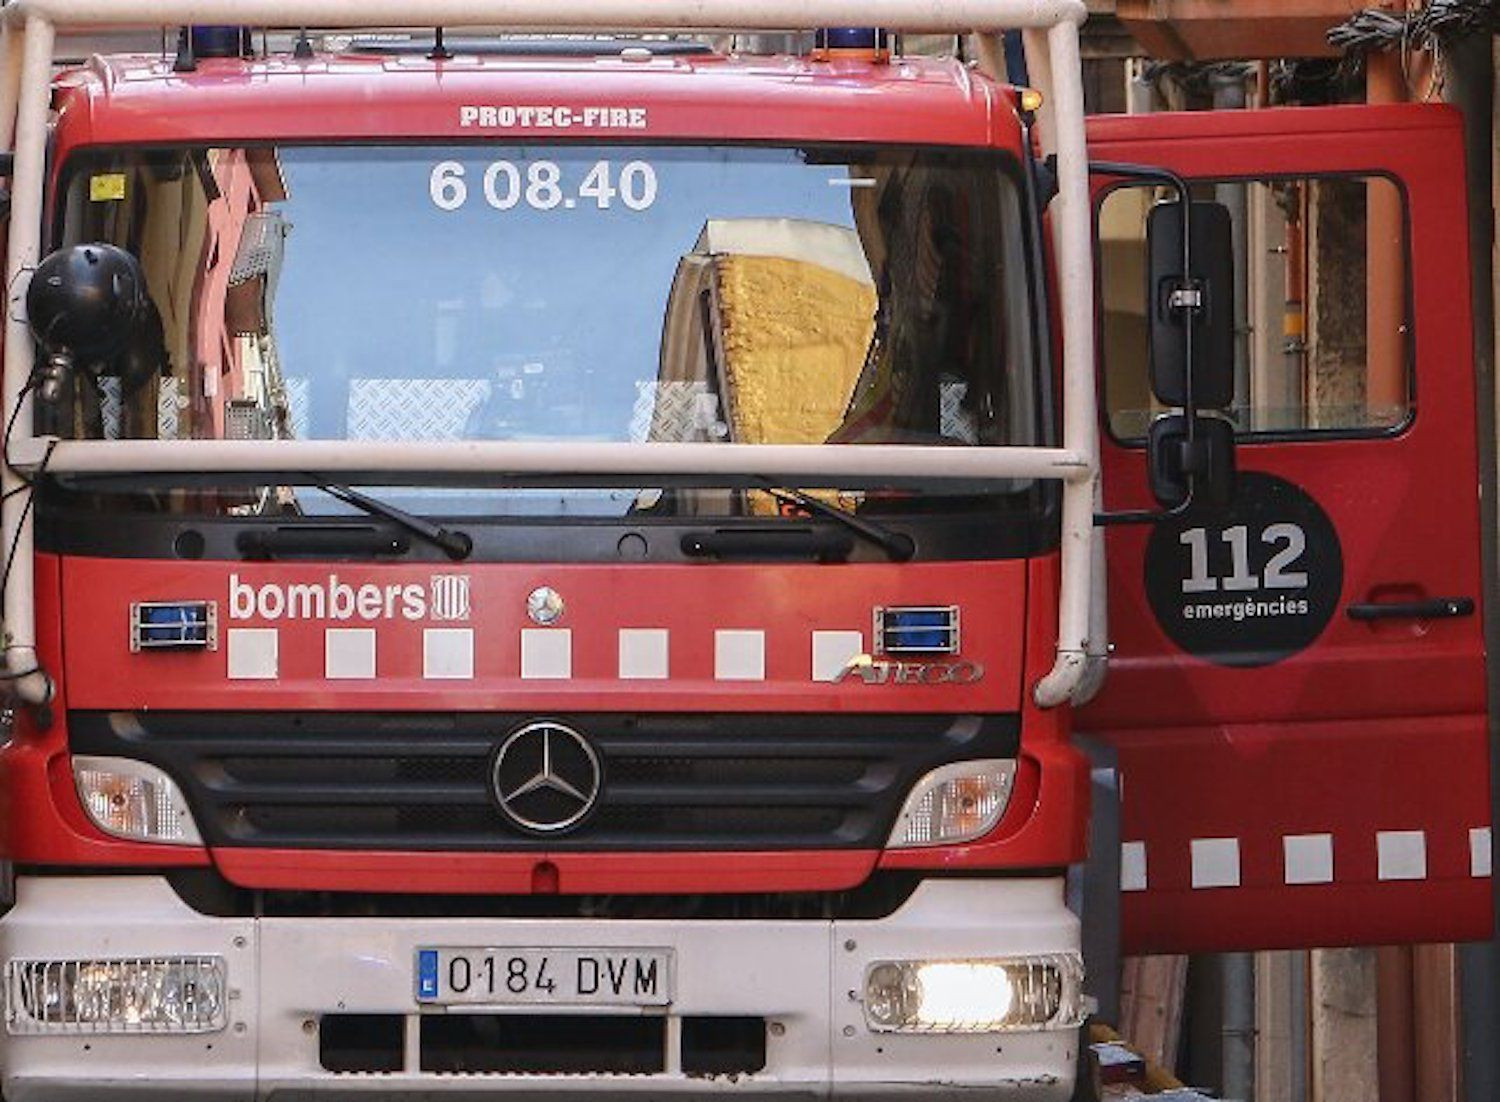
0,1 -> 1487,1098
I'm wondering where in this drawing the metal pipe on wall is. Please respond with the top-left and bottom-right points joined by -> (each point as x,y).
1210,66 -> 1255,1102
1220,952 -> 1254,1101
1365,51 -> 1408,424
1210,68 -> 1251,430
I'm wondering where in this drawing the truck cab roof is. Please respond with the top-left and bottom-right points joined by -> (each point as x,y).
53,48 -> 1021,150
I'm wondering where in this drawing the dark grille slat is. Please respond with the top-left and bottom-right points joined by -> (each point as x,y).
604,784 -> 874,807
69,711 -> 1020,852
600,737 -> 936,757
202,781 -> 491,805
180,738 -> 495,758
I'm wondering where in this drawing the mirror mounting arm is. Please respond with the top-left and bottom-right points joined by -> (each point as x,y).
1094,488 -> 1196,528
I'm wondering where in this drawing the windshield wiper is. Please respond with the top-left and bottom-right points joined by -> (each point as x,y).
760,484 -> 914,562
310,478 -> 473,561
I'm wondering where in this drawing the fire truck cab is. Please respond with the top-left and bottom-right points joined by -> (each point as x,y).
0,1 -> 1487,1099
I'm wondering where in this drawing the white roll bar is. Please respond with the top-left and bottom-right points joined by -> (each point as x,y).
6,438 -> 1091,481
0,0 -> 1100,709
2,1 -> 1085,31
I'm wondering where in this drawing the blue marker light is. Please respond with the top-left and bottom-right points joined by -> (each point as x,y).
887,609 -> 949,649
878,606 -> 960,655
134,602 -> 213,649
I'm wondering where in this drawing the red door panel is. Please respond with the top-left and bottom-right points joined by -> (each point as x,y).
1079,105 -> 1491,952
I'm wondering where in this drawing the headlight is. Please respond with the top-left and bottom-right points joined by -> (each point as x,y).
886,759 -> 1016,847
862,954 -> 1084,1033
6,956 -> 227,1034
73,756 -> 202,845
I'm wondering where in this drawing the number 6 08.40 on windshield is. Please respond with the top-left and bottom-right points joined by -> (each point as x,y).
429,159 -> 659,213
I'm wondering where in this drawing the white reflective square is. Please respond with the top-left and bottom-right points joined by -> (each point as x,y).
325,628 -> 376,680
1472,827 -> 1492,878
811,630 -> 863,683
423,628 -> 474,680
1120,841 -> 1148,892
618,629 -> 668,680
1190,837 -> 1241,889
1282,833 -> 1334,885
521,629 -> 572,680
1377,830 -> 1427,881
715,630 -> 765,681
227,628 -> 277,680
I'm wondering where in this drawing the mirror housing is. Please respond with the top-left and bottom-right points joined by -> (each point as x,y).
1147,199 -> 1235,410
1148,413 -> 1235,512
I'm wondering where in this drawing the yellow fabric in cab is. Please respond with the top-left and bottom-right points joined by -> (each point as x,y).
715,254 -> 876,446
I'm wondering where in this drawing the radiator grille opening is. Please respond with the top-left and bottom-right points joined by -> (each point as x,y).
317,1012 -> 769,1077
682,1015 -> 767,1076
419,1013 -> 665,1074
318,1013 -> 403,1073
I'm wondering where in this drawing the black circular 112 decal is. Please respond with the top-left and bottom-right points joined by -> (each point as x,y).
1144,471 -> 1343,668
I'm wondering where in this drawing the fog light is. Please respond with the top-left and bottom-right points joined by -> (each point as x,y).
6,956 -> 227,1034
73,756 -> 202,845
886,759 -> 1015,847
862,954 -> 1084,1033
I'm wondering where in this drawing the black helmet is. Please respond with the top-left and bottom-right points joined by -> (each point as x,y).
26,243 -> 146,361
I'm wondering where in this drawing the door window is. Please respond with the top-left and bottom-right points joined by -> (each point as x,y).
1098,175 -> 1410,440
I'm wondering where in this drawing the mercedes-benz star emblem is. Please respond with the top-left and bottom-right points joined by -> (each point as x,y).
526,586 -> 565,625
491,721 -> 602,834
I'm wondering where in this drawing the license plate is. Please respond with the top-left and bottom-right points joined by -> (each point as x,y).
415,947 -> 674,1006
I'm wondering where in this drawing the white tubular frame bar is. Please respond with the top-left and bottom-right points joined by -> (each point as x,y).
0,0 -> 1098,708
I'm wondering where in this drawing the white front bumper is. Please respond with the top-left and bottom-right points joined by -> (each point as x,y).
0,874 -> 1080,1101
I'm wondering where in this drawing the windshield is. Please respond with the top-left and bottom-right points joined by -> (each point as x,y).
54,143 -> 1040,518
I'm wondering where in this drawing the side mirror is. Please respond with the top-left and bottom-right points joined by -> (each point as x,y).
1147,199 -> 1235,410
1148,413 -> 1235,512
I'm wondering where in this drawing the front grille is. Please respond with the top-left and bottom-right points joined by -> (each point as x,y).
316,1013 -> 766,1077
68,711 -> 1019,852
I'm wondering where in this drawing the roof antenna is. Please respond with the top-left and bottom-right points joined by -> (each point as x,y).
428,26 -> 453,60
293,27 -> 315,59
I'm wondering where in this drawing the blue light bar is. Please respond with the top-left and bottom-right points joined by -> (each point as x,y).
189,26 -> 251,58
814,27 -> 890,57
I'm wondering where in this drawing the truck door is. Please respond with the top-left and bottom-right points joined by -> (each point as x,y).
1080,104 -> 1492,953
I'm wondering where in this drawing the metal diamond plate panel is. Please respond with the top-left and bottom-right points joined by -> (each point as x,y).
632,380 -> 725,443
98,377 -> 122,441
284,377 -> 310,440
346,378 -> 490,441
940,380 -> 978,444
157,377 -> 181,440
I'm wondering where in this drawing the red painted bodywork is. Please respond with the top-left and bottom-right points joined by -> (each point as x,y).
62,559 -> 1027,713
1080,105 -> 1492,952
1,51 -> 1095,895
5,554 -> 1088,890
